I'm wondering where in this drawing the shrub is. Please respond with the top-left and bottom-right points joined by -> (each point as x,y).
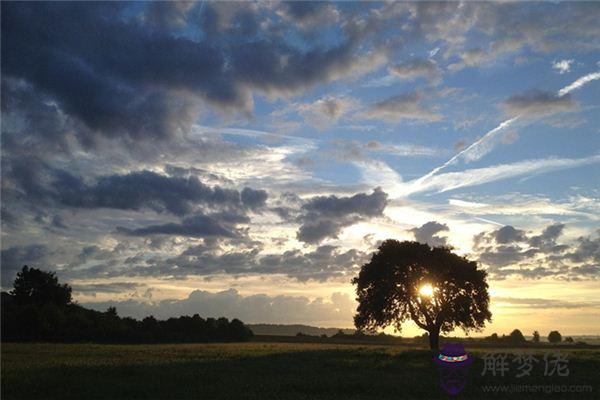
548,330 -> 562,343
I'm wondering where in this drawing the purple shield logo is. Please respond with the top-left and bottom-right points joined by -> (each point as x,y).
434,343 -> 473,395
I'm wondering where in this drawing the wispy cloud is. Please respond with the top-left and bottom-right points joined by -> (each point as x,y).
416,117 -> 519,184
415,154 -> 600,194
359,155 -> 600,197
411,71 -> 600,192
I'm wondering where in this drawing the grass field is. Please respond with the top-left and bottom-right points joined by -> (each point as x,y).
2,342 -> 599,399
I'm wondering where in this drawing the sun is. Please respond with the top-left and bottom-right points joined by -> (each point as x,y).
419,283 -> 434,297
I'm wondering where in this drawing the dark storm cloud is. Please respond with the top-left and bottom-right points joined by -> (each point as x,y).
410,221 -> 449,247
296,188 -> 388,244
4,165 -> 267,216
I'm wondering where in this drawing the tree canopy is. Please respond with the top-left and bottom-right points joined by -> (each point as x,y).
548,330 -> 562,343
352,240 -> 492,350
11,266 -> 72,307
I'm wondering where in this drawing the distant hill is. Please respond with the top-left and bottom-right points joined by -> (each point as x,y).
248,324 -> 355,337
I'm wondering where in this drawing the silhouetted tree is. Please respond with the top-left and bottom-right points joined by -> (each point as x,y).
532,331 -> 540,343
353,240 -> 491,350
11,266 -> 72,307
105,306 -> 118,317
548,330 -> 562,343
509,329 -> 526,343
564,336 -> 574,343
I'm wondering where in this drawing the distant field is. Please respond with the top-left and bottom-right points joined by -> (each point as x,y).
2,342 -> 599,399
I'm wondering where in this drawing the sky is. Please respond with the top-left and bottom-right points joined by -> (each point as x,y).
1,1 -> 599,337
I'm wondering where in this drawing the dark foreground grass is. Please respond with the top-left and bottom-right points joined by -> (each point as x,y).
2,342 -> 599,399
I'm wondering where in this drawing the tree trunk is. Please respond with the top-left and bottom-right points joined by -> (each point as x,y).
428,328 -> 440,351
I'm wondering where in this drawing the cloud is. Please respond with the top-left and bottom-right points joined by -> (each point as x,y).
276,1 -> 340,30
72,282 -> 141,296
493,296 -> 600,309
503,90 -> 576,118
116,243 -> 369,282
301,188 -> 388,218
493,226 -> 527,244
448,48 -> 488,71
1,2 -> 384,145
83,288 -> 356,325
410,221 -> 449,247
552,59 -> 574,74
4,166 -> 267,216
409,154 -> 600,195
291,95 -> 360,128
116,214 -> 240,238
296,188 -> 388,244
240,188 -> 268,210
528,223 -> 565,250
0,244 -> 51,286
413,70 -> 600,188
473,224 -> 599,280
390,58 -> 441,83
329,140 -> 441,162
360,92 -> 442,123
448,195 -> 598,220
414,117 -> 519,185
297,219 -> 350,245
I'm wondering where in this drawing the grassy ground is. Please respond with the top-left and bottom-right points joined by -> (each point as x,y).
2,342 -> 599,399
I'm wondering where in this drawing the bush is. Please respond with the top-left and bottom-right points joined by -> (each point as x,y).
548,330 -> 562,343
509,329 -> 526,343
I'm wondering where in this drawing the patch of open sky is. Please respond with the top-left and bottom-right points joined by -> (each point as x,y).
377,153 -> 436,181
311,160 -> 362,187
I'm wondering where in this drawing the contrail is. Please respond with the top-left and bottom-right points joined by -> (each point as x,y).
558,71 -> 600,97
414,117 -> 518,185
415,71 -> 600,186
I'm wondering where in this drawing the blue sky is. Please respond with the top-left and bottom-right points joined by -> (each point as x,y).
1,1 -> 599,335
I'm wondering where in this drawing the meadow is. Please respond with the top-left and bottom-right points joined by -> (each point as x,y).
2,341 -> 599,399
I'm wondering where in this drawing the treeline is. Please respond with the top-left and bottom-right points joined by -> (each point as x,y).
484,329 -> 576,344
1,266 -> 253,343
